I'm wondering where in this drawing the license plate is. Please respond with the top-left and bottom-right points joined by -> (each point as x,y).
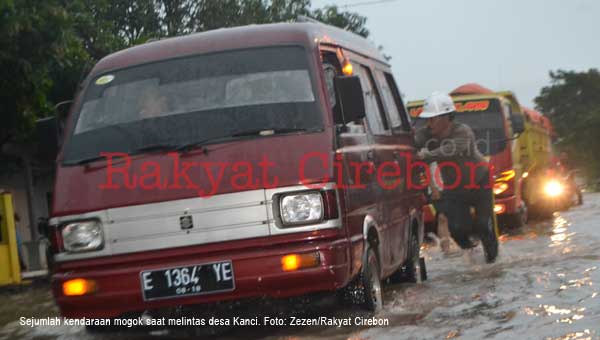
140,260 -> 235,301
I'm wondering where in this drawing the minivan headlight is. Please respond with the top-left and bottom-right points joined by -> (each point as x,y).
62,220 -> 104,253
280,192 -> 323,225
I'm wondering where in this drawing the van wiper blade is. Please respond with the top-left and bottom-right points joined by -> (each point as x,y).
230,127 -> 310,138
176,127 -> 314,154
175,136 -> 236,154
131,143 -> 178,154
63,155 -> 108,166
61,144 -> 176,166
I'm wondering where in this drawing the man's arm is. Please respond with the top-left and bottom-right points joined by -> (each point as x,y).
420,124 -> 474,161
414,127 -> 430,149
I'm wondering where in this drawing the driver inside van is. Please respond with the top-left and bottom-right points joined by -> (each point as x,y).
137,87 -> 169,119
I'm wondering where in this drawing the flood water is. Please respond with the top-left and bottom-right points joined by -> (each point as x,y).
2,193 -> 600,340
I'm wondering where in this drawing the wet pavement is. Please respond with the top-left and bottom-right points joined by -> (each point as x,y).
2,193 -> 600,339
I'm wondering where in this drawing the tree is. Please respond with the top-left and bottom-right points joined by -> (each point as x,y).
182,1 -> 367,36
0,0 -> 370,152
158,0 -> 199,36
0,0 -> 83,147
312,5 -> 369,37
535,69 -> 600,181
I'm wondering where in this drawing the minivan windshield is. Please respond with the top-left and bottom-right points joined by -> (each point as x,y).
62,46 -> 322,164
410,99 -> 507,155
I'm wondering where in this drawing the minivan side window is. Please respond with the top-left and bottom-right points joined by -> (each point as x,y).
375,70 -> 404,131
321,52 -> 342,116
354,64 -> 389,135
383,72 -> 411,131
321,51 -> 366,133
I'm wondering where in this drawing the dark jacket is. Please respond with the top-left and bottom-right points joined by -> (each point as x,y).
415,123 -> 491,190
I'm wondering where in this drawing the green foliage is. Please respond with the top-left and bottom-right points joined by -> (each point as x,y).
0,0 -> 371,152
0,0 -> 80,144
170,1 -> 367,36
312,5 -> 369,37
535,69 -> 600,180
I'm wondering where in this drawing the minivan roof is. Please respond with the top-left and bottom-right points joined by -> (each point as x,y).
89,22 -> 386,76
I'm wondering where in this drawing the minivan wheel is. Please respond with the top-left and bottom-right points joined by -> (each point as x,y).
336,245 -> 383,311
360,246 -> 383,312
390,231 -> 427,283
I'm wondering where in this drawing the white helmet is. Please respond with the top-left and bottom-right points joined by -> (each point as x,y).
419,91 -> 456,118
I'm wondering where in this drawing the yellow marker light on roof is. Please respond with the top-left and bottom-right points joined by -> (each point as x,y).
342,60 -> 353,76
63,278 -> 97,296
281,252 -> 320,272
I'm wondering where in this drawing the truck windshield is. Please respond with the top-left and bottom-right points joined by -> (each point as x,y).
410,99 -> 507,156
62,46 -> 322,164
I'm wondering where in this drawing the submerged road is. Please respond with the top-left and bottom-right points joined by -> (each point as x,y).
2,193 -> 599,339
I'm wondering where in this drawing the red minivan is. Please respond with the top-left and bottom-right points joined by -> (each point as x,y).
48,22 -> 426,320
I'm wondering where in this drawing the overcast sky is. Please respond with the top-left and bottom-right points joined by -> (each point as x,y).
312,0 -> 599,108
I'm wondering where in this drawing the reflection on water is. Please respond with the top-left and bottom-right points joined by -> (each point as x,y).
542,305 -> 572,315
550,215 -> 574,248
559,277 -> 593,291
550,329 -> 593,340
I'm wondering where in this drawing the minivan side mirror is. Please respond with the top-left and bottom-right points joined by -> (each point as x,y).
333,75 -> 366,125
54,100 -> 71,143
511,113 -> 525,135
35,117 -> 60,160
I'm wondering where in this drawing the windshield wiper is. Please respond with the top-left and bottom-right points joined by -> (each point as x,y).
176,127 -> 316,154
175,135 -> 237,154
62,143 -> 178,166
131,143 -> 179,155
63,155 -> 108,166
230,127 -> 310,138
61,144 -> 176,166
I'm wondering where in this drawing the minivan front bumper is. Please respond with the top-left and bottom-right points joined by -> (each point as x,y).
52,232 -> 351,318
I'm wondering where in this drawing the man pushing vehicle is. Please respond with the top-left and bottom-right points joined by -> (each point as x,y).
414,92 -> 499,263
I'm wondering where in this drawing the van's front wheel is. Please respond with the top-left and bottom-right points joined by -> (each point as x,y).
360,246 -> 383,311
336,245 -> 383,311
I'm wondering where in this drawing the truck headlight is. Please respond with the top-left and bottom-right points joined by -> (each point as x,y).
62,220 -> 104,253
493,182 -> 509,195
544,180 -> 564,198
279,192 -> 323,225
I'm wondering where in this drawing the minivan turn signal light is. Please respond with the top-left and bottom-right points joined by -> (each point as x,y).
281,252 -> 321,272
63,278 -> 97,296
